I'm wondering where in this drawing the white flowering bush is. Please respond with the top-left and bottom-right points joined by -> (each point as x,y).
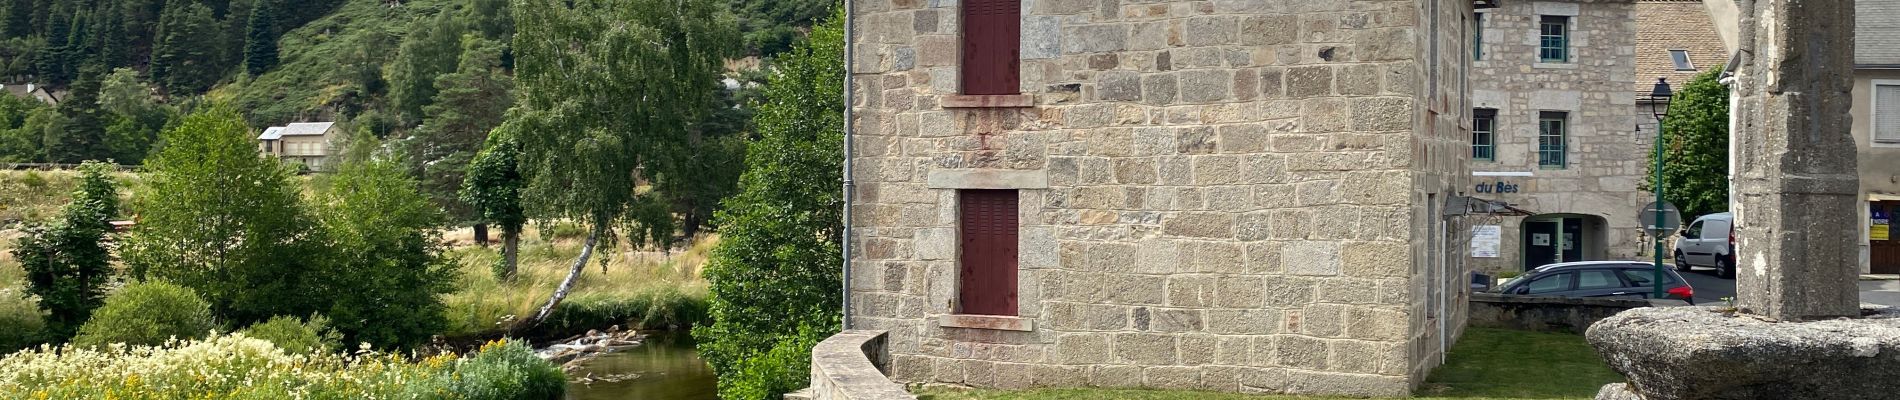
0,334 -> 563,399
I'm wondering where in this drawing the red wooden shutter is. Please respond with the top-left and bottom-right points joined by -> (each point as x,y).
958,189 -> 1019,316
960,0 -> 1021,95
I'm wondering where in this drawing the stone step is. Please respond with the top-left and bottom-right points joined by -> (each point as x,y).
783,388 -> 814,400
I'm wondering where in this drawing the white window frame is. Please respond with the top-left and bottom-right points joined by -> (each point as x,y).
1874,80 -> 1900,147
1669,50 -> 1695,71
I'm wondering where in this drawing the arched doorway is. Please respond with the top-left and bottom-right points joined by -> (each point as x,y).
1520,213 -> 1609,271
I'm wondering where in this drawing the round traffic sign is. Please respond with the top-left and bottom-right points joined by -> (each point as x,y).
1639,201 -> 1682,235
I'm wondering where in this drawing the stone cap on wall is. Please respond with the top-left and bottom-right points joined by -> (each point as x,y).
809,330 -> 918,400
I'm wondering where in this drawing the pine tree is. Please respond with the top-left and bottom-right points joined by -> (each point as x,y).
412,36 -> 512,233
46,66 -> 106,163
2,0 -> 33,39
385,10 -> 465,126
151,0 -> 221,94
241,0 -> 275,75
89,1 -> 127,68
34,7 -> 70,83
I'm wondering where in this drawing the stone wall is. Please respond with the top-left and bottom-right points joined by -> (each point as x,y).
808,330 -> 919,400
847,0 -> 1473,396
1468,293 -> 1686,332
1467,0 -> 1641,276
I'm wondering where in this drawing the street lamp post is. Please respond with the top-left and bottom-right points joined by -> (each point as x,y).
1650,78 -> 1673,299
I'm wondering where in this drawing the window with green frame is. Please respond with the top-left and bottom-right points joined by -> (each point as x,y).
1539,16 -> 1569,63
1538,111 -> 1568,168
1472,109 -> 1496,161
1473,13 -> 1485,60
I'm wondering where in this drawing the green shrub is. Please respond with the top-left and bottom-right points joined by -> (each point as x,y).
532,286 -> 709,337
543,221 -> 586,241
18,170 -> 45,188
715,322 -> 829,400
0,335 -> 565,399
72,281 -> 215,348
0,289 -> 46,353
238,315 -> 342,355
434,339 -> 568,400
697,9 -> 844,400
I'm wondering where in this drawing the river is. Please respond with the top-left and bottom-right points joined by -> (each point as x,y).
563,333 -> 718,400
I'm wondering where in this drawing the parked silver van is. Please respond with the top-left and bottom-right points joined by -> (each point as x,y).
1673,212 -> 1734,278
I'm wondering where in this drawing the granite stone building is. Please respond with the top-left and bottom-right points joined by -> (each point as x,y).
1464,0 -> 1644,274
1853,0 -> 1900,273
846,0 -> 1477,395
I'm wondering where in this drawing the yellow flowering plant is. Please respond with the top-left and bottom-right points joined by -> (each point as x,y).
0,334 -> 563,399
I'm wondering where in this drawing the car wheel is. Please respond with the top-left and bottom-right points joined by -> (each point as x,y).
1673,251 -> 1691,271
1717,257 -> 1735,279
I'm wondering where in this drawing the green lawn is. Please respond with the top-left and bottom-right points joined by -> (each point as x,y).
919,328 -> 1619,400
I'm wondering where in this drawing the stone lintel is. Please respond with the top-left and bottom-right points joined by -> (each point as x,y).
941,94 -> 1035,108
938,314 -> 1035,332
926,169 -> 1050,189
1532,1 -> 1581,16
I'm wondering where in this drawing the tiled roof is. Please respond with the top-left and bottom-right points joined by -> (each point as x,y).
1634,0 -> 1729,96
1861,0 -> 1900,66
257,126 -> 286,140
280,122 -> 336,136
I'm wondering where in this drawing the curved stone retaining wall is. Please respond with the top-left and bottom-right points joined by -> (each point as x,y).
809,330 -> 918,400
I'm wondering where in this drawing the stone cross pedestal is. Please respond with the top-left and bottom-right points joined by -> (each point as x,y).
1731,0 -> 1862,321
1587,3 -> 1895,399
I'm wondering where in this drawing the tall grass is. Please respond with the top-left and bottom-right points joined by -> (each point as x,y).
440,230 -> 717,339
0,170 -> 139,229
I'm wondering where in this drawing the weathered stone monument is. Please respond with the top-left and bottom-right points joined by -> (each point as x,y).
1727,0 -> 1862,321
1587,1 -> 1900,399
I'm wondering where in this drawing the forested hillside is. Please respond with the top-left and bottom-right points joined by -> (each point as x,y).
0,0 -> 827,235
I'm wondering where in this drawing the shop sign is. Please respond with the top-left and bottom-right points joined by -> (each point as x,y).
1473,181 -> 1521,194
1874,205 -> 1891,241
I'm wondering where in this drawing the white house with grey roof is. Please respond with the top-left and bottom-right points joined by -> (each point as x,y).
257,122 -> 340,170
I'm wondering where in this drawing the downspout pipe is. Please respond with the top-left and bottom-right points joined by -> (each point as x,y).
841,0 -> 857,331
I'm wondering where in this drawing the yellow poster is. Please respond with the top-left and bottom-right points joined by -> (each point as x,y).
1875,224 -> 1890,241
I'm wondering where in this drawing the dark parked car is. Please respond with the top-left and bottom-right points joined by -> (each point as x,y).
1493,261 -> 1695,303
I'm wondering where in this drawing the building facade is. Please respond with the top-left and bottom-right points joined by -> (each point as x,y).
256,122 -> 339,170
1465,0 -> 1641,274
1854,0 -> 1900,274
847,0 -> 1475,395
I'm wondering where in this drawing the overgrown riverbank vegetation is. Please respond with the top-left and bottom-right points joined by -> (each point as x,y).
2,0 -> 847,398
0,336 -> 563,399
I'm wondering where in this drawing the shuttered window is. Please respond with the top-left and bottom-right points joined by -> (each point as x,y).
960,0 -> 1020,95
958,190 -> 1019,316
1877,83 -> 1900,143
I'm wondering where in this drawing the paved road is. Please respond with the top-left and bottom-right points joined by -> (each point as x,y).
1676,266 -> 1736,305
1670,267 -> 1900,308
1860,279 -> 1900,307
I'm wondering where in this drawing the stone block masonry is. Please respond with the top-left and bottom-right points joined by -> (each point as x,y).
848,0 -> 1475,396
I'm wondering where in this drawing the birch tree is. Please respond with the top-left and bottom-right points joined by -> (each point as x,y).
506,0 -> 736,330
